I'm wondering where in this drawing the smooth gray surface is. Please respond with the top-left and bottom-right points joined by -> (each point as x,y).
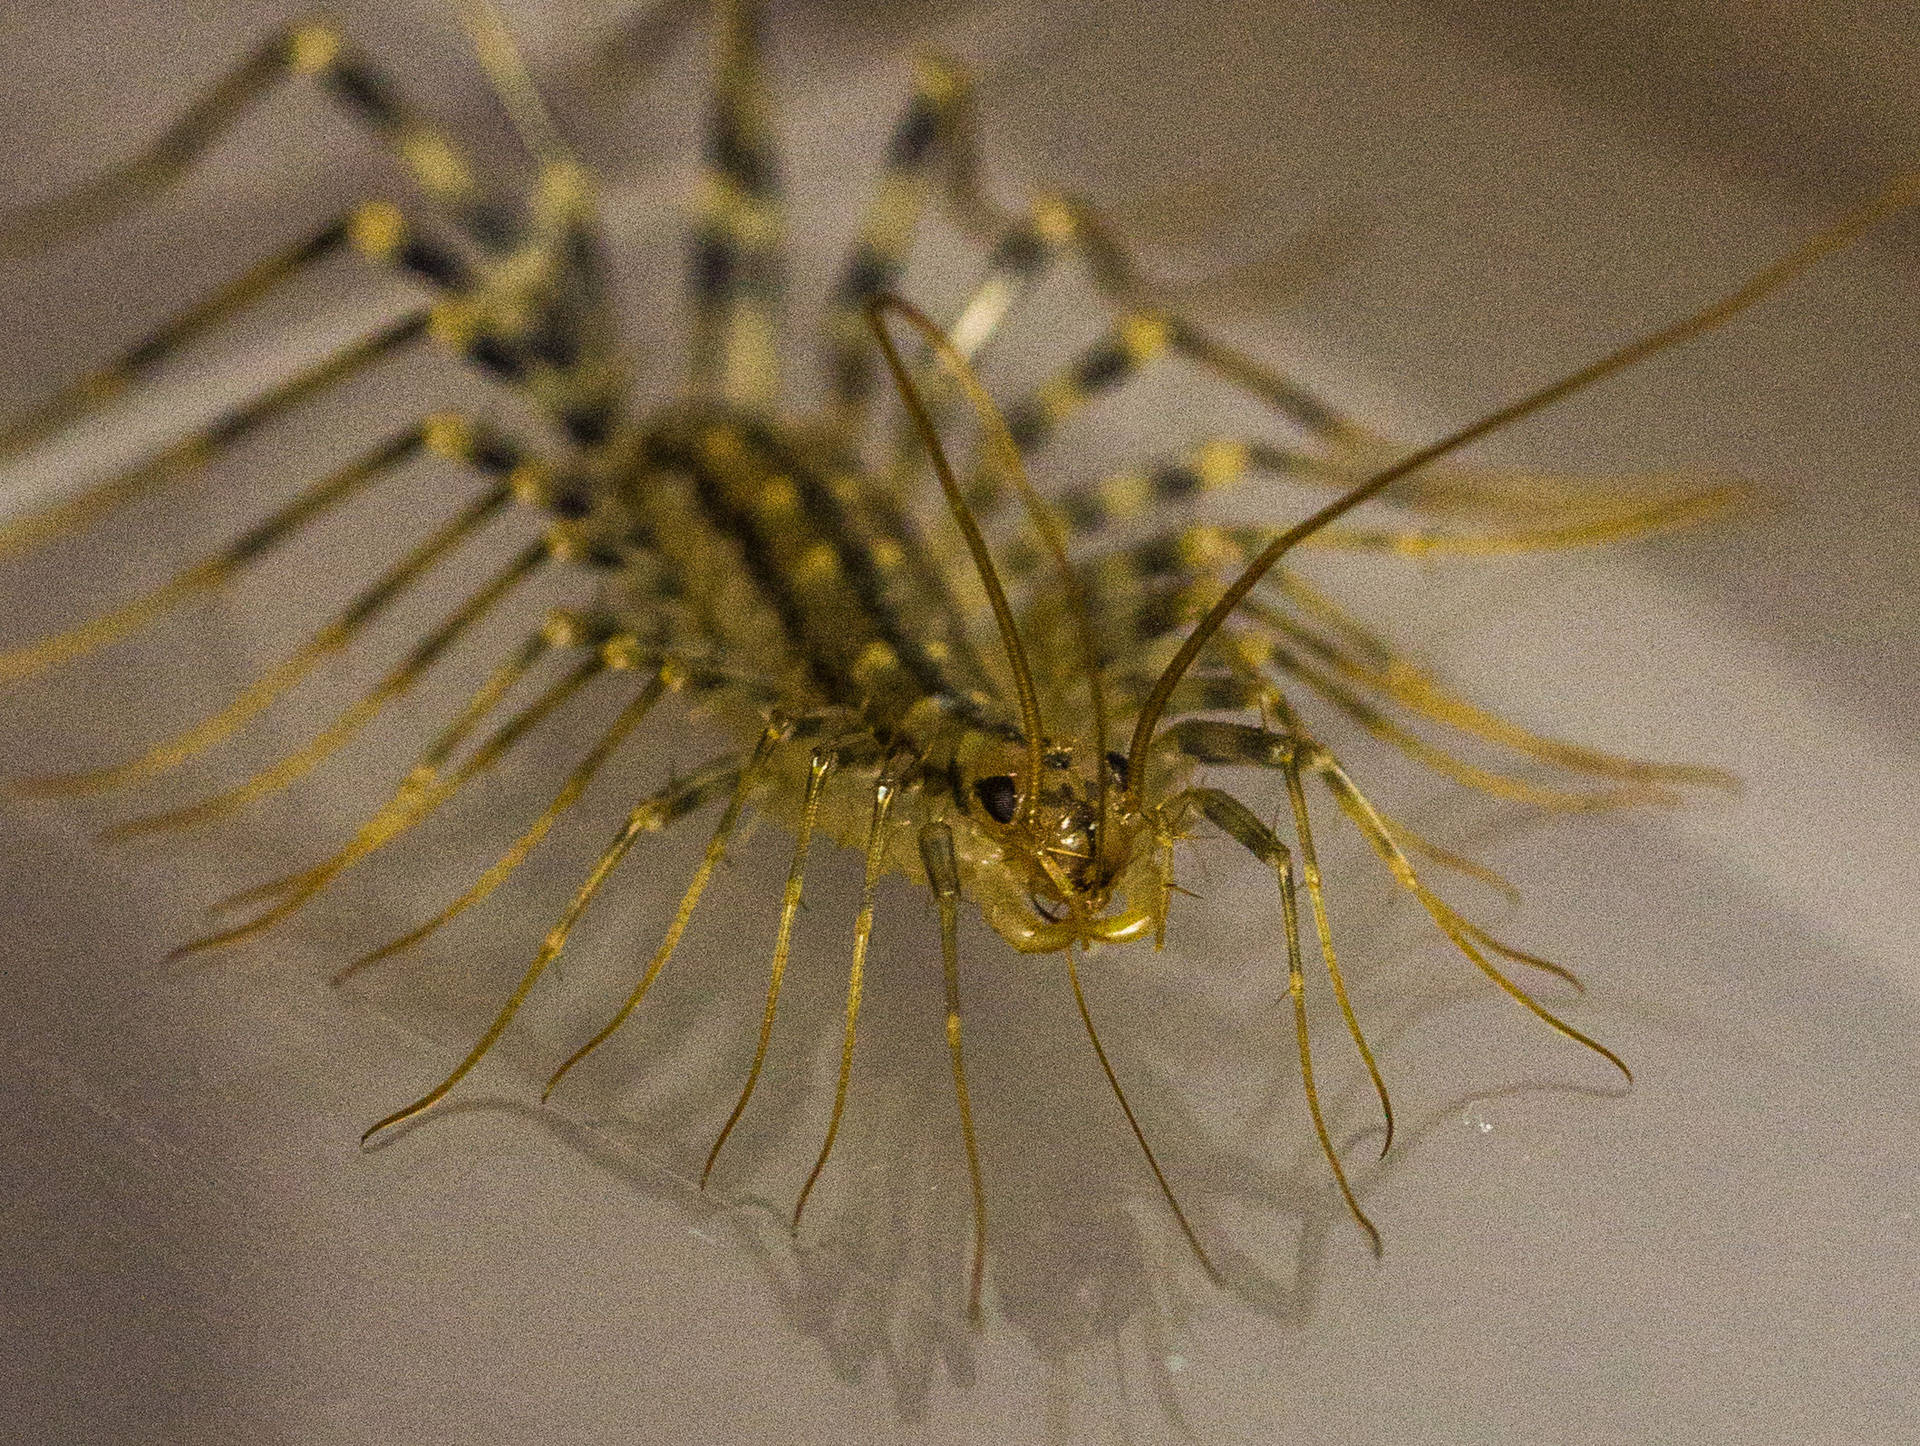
2,2 -> 1916,1442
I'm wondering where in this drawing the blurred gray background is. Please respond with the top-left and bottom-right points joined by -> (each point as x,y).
1,1 -> 1916,1442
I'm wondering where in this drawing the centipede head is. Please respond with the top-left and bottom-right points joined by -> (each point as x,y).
958,735 -> 1165,953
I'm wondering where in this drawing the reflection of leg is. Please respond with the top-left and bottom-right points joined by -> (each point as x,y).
360,751 -> 746,1145
918,821 -> 992,1326
702,746 -> 838,1187
793,766 -> 900,1233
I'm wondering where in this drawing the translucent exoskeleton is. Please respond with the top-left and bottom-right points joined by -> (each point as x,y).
2,0 -> 1915,1326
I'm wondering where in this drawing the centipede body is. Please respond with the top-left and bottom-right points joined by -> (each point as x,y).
3,2 -> 1916,1424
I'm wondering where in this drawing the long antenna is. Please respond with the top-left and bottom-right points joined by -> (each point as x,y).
1126,165 -> 1920,776
869,295 -> 1049,817
868,294 -> 1115,853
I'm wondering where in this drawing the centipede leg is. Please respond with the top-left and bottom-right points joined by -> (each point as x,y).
0,20 -> 516,261
105,542 -> 550,841
701,745 -> 836,1187
688,0 -> 784,408
540,724 -> 786,1101
206,620 -> 557,921
169,633 -> 608,960
821,53 -> 980,436
792,764 -> 900,1232
1172,784 -> 1383,1250
917,821 -> 991,1326
332,659 -> 677,985
1305,743 -> 1630,1081
358,752 -> 743,1144
15,423 -> 543,799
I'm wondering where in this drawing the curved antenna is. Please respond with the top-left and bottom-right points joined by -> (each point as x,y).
868,295 -> 1114,847
868,295 -> 1047,819
1125,164 -> 1920,777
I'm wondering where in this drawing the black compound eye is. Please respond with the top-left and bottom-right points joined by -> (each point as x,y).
1105,751 -> 1130,787
973,774 -> 1019,825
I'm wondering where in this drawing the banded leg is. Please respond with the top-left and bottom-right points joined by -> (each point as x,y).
0,308 -> 428,559
197,619 -> 566,923
169,619 -> 610,959
822,53 -> 981,434
1156,716 -> 1625,1078
331,660 -> 678,984
106,540 -> 550,841
1302,738 -> 1630,1080
16,415 -> 553,798
1171,784 -> 1382,1252
0,20 -> 513,260
688,1 -> 784,408
0,205 -> 460,462
360,753 -> 746,1144
0,422 -> 425,684
1029,520 -> 1720,803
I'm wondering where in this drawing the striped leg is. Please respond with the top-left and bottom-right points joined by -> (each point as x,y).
688,1 -> 784,408
1154,716 -> 1626,1075
11,414 -> 571,797
170,618 -> 615,960
1017,520 -> 1726,803
821,53 -> 982,435
0,21 -> 518,260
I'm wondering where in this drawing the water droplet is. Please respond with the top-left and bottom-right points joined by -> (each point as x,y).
1165,1354 -> 1189,1375
1462,1102 -> 1495,1136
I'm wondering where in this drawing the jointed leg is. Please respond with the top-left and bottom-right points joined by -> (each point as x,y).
917,820 -> 991,1325
359,751 -> 745,1144
171,628 -> 609,959
701,744 -> 837,1187
0,423 -> 425,684
688,1 -> 784,408
17,418 -> 540,798
0,309 -> 429,559
331,660 -> 678,984
792,763 -> 901,1231
103,541 -> 549,840
0,21 -> 507,260
541,723 -> 788,1101
821,53 -> 981,433
1171,784 -> 1382,1251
